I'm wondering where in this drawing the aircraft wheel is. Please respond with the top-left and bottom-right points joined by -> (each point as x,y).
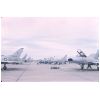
3,65 -> 7,70
97,67 -> 99,71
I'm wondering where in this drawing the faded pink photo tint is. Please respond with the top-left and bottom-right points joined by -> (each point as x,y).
1,17 -> 99,82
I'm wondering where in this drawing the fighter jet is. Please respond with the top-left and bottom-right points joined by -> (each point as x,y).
68,50 -> 99,70
52,55 -> 67,65
1,48 -> 24,70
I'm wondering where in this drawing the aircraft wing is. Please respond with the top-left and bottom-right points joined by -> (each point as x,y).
1,60 -> 21,64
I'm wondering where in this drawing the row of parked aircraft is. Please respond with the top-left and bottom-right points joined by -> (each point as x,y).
1,48 -> 99,71
1,48 -> 33,70
37,55 -> 67,65
38,50 -> 99,70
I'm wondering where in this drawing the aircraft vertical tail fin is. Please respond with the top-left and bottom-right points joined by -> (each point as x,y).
12,48 -> 24,58
62,55 -> 67,61
94,50 -> 99,59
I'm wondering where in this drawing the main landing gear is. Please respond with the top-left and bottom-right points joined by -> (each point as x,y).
80,63 -> 99,71
97,64 -> 99,71
87,64 -> 92,69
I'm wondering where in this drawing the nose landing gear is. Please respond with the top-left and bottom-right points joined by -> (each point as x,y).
3,64 -> 7,70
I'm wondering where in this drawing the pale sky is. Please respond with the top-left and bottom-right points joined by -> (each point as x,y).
1,17 -> 99,59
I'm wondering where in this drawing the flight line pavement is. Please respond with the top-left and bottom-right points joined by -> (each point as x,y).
1,63 -> 99,82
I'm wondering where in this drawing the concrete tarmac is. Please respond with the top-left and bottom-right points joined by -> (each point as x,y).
1,63 -> 99,82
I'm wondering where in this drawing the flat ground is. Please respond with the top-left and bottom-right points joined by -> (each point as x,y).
1,63 -> 99,82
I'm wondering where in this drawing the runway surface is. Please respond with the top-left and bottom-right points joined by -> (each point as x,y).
1,63 -> 99,82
